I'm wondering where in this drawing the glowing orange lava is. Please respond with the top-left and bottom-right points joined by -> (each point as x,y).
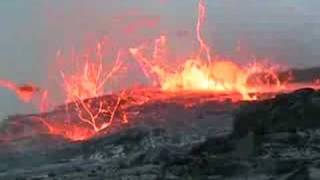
35,92 -> 127,141
27,41 -> 127,141
129,0 -> 286,101
130,44 -> 286,101
60,45 -> 123,103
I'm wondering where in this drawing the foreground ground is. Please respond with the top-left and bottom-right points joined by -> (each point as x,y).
0,88 -> 319,180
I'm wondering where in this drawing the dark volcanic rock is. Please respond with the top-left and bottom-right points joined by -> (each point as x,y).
231,88 -> 320,180
191,135 -> 234,155
280,66 -> 320,83
233,88 -> 320,138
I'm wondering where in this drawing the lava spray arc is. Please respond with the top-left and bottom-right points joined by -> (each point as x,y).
37,42 -> 128,141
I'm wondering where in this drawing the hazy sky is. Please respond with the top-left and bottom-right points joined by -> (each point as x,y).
0,0 -> 320,115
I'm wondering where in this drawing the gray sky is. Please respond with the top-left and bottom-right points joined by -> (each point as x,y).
0,0 -> 320,115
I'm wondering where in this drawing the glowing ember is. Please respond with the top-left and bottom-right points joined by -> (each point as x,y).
0,80 -> 39,102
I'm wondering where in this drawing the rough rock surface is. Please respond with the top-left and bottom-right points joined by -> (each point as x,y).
0,89 -> 319,180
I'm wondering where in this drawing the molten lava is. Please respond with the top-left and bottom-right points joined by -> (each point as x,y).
36,92 -> 126,141
130,45 -> 286,101
129,0 -> 286,101
60,46 -> 123,102
37,43 -> 127,141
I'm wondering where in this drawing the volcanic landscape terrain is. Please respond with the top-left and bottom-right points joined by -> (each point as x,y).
1,0 -> 320,179
0,87 -> 319,180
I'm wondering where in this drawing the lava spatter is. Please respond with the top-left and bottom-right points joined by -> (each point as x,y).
0,80 -> 40,103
